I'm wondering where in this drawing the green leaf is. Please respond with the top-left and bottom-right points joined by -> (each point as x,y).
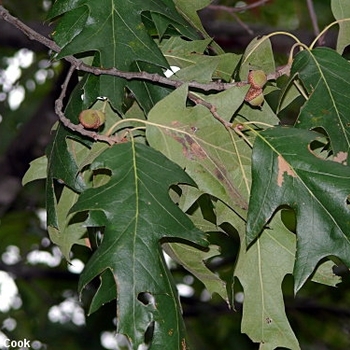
70,141 -> 208,349
174,0 -> 224,54
48,186 -> 88,261
240,36 -> 276,80
46,124 -> 86,229
22,155 -> 47,185
163,242 -> 228,302
48,0 -> 197,112
331,0 -> 350,54
161,37 -> 240,82
292,47 -> 350,163
236,213 -> 300,350
311,260 -> 341,287
147,84 -> 250,216
246,127 -> 350,292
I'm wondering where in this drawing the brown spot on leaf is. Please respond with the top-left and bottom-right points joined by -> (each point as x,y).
184,134 -> 207,160
190,142 -> 207,159
333,151 -> 348,165
277,155 -> 296,187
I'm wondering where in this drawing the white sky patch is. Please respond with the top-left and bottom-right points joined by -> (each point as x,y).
0,48 -> 34,110
8,85 -> 25,110
48,297 -> 85,326
27,246 -> 62,267
0,271 -> 22,312
164,65 -> 180,78
67,259 -> 85,274
2,245 -> 21,265
101,332 -> 132,350
176,283 -> 194,298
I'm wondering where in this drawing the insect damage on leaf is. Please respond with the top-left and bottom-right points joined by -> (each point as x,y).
333,151 -> 348,165
277,155 -> 296,187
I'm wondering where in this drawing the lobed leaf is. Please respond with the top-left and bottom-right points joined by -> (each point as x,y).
161,37 -> 240,82
48,0 -> 198,112
292,47 -> 350,163
236,214 -> 300,350
48,186 -> 87,260
70,141 -> 208,349
247,127 -> 350,292
147,84 -> 251,216
331,0 -> 350,54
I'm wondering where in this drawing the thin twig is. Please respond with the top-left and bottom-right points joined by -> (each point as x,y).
208,0 -> 270,36
0,5 -> 289,90
188,92 -> 232,129
231,12 -> 254,36
0,5 -> 238,92
0,4 -> 292,145
54,63 -> 119,145
208,0 -> 270,14
306,0 -> 324,46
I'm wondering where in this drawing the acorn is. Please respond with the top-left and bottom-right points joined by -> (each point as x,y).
248,91 -> 264,107
79,109 -> 105,129
245,87 -> 264,107
248,70 -> 267,89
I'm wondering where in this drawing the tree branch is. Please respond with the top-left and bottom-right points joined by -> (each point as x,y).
0,4 -> 291,145
0,5 -> 289,90
0,5 -> 240,92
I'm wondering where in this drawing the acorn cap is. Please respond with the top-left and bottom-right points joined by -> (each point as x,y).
248,70 -> 267,89
79,109 -> 105,129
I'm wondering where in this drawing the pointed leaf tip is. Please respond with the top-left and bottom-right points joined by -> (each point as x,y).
71,142 -> 208,348
247,127 -> 350,291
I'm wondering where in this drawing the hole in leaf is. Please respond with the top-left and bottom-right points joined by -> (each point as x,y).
308,128 -> 331,160
137,292 -> 155,306
92,168 -> 112,188
346,195 -> 350,207
143,321 -> 155,348
281,208 -> 296,233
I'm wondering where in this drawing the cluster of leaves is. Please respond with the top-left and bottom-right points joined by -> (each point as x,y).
22,0 -> 350,349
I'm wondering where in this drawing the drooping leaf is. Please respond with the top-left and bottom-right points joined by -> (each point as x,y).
236,213 -> 300,350
48,0 -> 198,112
292,47 -> 350,163
48,186 -> 88,261
46,124 -> 86,229
331,0 -> 350,54
70,141 -> 208,349
246,127 -> 350,292
22,155 -> 47,185
163,242 -> 228,302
